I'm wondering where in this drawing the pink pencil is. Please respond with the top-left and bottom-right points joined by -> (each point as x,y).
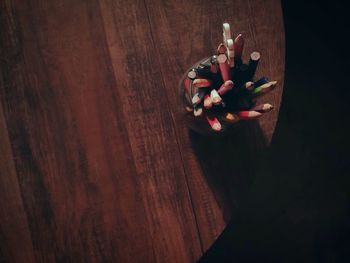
218,80 -> 234,95
217,54 -> 230,82
203,94 -> 212,109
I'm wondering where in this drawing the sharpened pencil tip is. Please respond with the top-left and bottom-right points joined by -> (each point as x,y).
193,107 -> 203,117
192,95 -> 200,105
212,123 -> 221,131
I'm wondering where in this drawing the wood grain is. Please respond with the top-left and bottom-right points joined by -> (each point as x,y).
0,0 -> 284,262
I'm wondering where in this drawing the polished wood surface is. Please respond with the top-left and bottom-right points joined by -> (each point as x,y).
0,0 -> 284,262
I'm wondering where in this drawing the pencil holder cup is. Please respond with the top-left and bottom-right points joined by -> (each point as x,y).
179,54 -> 277,135
179,23 -> 277,135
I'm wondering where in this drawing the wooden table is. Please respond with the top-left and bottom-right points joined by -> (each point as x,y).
0,0 -> 284,262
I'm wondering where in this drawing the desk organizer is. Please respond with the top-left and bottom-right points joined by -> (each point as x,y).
180,23 -> 277,134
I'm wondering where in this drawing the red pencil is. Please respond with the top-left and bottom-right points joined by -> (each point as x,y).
237,111 -> 262,120
206,114 -> 222,132
234,34 -> 244,58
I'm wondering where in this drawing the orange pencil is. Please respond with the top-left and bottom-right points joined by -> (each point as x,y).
193,78 -> 212,89
203,94 -> 213,109
223,112 -> 240,123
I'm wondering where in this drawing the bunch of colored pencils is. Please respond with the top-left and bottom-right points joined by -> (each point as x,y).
183,23 -> 277,132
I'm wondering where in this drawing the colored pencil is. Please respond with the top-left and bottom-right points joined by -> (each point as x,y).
252,81 -> 277,96
247,51 -> 261,80
217,43 -> 227,55
182,23 -> 276,133
185,106 -> 193,113
254,76 -> 269,87
226,39 -> 235,68
210,55 -> 218,74
203,94 -> 213,109
217,54 -> 230,81
251,103 -> 274,113
210,89 -> 222,105
237,110 -> 262,119
222,23 -> 231,46
244,81 -> 254,91
193,78 -> 212,88
192,88 -> 206,105
233,34 -> 244,58
193,106 -> 203,117
206,114 -> 222,132
187,69 -> 197,80
223,112 -> 240,123
218,80 -> 234,95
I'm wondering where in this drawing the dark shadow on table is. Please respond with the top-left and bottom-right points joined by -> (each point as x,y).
196,1 -> 350,261
189,120 -> 268,223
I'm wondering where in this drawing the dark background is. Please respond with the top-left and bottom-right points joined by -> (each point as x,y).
199,1 -> 350,262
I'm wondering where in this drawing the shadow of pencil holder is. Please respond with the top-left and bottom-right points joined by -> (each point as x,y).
189,120 -> 268,221
179,54 -> 276,136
